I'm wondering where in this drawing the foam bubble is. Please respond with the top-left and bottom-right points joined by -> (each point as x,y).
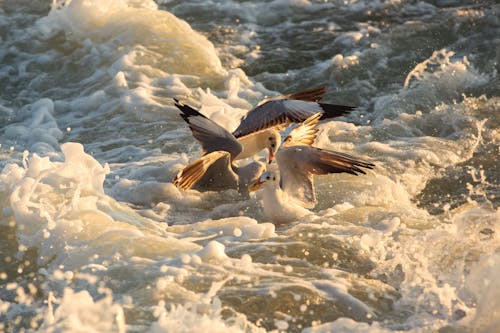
197,241 -> 229,263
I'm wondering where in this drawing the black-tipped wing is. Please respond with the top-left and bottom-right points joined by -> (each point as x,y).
232,99 -> 355,139
277,87 -> 327,103
318,103 -> 356,120
256,87 -> 327,108
174,99 -> 242,160
276,146 -> 374,208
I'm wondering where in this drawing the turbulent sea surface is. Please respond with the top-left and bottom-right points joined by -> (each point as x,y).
0,0 -> 499,332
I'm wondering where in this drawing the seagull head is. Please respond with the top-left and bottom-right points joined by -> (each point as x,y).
249,171 -> 277,191
266,130 -> 281,164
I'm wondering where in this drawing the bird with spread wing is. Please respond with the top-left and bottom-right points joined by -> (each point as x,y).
249,113 -> 374,224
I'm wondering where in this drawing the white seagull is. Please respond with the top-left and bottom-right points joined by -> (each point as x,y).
250,114 -> 374,224
172,104 -> 267,192
173,87 -> 355,162
250,170 -> 312,224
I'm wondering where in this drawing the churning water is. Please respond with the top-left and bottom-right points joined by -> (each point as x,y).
0,0 -> 499,332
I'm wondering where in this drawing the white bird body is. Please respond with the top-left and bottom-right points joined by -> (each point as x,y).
259,175 -> 311,224
235,128 -> 280,160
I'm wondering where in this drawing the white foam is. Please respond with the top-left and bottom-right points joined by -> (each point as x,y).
303,317 -> 390,333
37,0 -> 226,82
465,253 -> 500,331
170,216 -> 276,242
196,241 -> 230,263
3,99 -> 62,154
332,54 -> 360,69
148,301 -> 261,333
1,142 -> 200,270
39,288 -> 125,333
373,49 -> 490,121
113,179 -> 188,206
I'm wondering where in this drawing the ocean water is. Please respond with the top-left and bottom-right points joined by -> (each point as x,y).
0,0 -> 498,332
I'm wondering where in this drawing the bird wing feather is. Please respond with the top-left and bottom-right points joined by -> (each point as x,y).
173,151 -> 236,190
174,99 -> 242,160
276,146 -> 374,207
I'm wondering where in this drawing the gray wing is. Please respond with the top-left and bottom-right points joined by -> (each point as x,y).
276,146 -> 374,208
173,151 -> 237,191
232,99 -> 355,139
260,87 -> 326,105
174,99 -> 242,160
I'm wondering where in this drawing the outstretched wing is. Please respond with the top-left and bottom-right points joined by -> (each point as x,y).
258,87 -> 326,106
174,99 -> 242,160
232,99 -> 355,139
282,113 -> 321,147
173,151 -> 236,190
276,146 -> 374,208
282,86 -> 326,102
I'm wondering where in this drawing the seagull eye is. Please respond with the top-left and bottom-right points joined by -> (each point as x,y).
266,176 -> 270,180
272,177 -> 276,181
268,137 -> 272,141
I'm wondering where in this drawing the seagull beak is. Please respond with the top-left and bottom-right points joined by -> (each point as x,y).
268,149 -> 274,164
249,179 -> 264,191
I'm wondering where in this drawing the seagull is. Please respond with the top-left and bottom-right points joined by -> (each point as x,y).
173,87 -> 355,162
251,151 -> 374,224
250,170 -> 312,224
171,100 -> 269,192
231,87 -> 356,139
172,107 -> 323,194
250,114 -> 374,224
174,99 -> 281,163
